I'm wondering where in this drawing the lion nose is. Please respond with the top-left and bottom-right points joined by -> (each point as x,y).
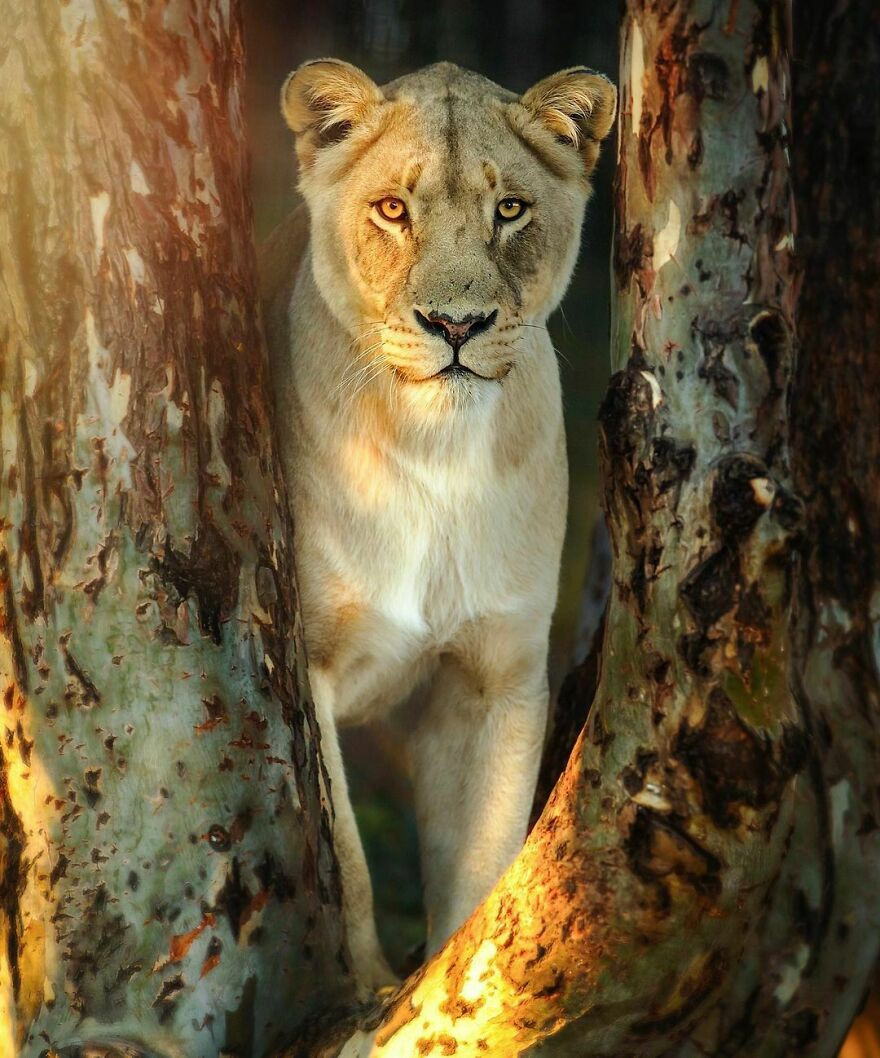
414,309 -> 498,353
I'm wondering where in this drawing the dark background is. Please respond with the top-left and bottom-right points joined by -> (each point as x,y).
242,0 -> 619,968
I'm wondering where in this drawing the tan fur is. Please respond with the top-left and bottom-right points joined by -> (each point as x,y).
263,60 -> 616,990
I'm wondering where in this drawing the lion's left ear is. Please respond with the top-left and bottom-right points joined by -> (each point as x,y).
520,67 -> 617,176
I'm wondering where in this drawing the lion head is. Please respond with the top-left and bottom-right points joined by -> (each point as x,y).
281,59 -> 616,416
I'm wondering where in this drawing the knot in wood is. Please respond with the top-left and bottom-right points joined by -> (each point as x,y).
207,824 -> 232,852
599,367 -> 660,468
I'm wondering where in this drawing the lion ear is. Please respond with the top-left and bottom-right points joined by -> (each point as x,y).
520,67 -> 617,176
281,59 -> 384,167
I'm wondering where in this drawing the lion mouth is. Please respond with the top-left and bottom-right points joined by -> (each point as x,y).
392,363 -> 494,384
436,363 -> 484,380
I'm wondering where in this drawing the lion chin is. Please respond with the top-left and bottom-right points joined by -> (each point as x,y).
386,362 -> 507,426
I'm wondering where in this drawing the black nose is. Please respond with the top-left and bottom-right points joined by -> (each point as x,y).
414,309 -> 497,353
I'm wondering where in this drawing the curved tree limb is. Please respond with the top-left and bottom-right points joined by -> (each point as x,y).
334,2 -> 806,1053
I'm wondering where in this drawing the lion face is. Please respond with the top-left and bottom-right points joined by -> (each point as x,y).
282,61 -> 616,414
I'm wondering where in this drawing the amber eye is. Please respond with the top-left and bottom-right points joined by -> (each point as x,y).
376,197 -> 408,223
496,198 -> 527,222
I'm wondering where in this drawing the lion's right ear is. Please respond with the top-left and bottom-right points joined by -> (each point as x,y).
281,59 -> 384,167
519,68 -> 617,179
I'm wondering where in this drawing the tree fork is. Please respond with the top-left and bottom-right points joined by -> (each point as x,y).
335,2 -> 806,1053
0,2 -> 355,1055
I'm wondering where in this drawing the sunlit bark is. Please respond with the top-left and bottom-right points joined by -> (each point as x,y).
0,3 -> 353,1055
842,991 -> 880,1058
530,4 -> 880,1051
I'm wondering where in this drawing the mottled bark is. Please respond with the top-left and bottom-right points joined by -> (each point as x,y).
530,3 -> 880,1054
335,3 -> 806,1055
0,3 -> 353,1055
668,2 -> 880,1054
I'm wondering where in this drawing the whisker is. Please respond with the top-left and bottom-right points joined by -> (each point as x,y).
349,358 -> 389,403
336,341 -> 387,400
340,346 -> 382,387
337,355 -> 382,399
347,324 -> 385,351
552,343 -> 572,368
558,303 -> 575,342
382,339 -> 429,353
387,363 -> 400,413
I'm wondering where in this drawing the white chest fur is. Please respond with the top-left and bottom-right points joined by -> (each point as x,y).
302,398 -> 561,722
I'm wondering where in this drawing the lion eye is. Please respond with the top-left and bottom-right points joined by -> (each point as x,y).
496,198 -> 527,222
376,197 -> 408,223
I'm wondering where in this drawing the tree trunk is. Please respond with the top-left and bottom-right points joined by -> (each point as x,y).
726,0 -> 880,1051
0,3 -> 353,1055
623,5 -> 880,1057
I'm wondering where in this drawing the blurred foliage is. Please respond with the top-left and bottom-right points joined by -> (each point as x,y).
242,0 -> 619,969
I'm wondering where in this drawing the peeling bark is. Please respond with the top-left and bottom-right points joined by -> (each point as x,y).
528,6 -> 880,1051
0,3 -> 353,1055
667,2 -> 880,1054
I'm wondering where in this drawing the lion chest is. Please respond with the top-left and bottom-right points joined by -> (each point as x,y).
308,444 -> 547,723
359,454 -> 514,638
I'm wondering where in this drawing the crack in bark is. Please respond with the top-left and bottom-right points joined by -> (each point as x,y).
0,549 -> 29,694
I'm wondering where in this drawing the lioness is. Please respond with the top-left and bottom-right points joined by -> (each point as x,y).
261,59 -> 616,988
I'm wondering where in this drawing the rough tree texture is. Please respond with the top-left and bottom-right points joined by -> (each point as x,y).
623,3 -> 880,1057
334,2 -> 808,1054
529,5 -> 880,1053
652,3 -> 880,1054
0,3 -> 353,1055
699,0 -> 880,1052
